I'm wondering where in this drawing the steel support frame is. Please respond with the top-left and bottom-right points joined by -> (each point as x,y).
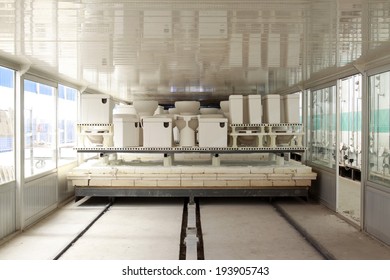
75,187 -> 309,202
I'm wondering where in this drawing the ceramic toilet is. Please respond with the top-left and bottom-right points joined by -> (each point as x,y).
113,104 -> 139,147
174,101 -> 200,147
133,100 -> 159,146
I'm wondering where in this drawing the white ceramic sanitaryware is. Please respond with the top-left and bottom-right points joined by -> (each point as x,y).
262,94 -> 281,123
174,101 -> 200,147
167,108 -> 179,143
113,104 -> 137,116
133,100 -> 159,117
133,100 -> 159,146
247,95 -> 262,124
142,116 -> 173,147
220,100 -> 229,113
229,95 -> 243,124
198,114 -> 224,118
168,107 -> 178,114
281,94 -> 300,123
219,100 -> 230,121
81,94 -> 114,123
174,101 -> 200,114
175,115 -> 199,147
198,118 -> 228,147
113,105 -> 139,147
154,105 -> 165,115
85,134 -> 104,145
200,107 -> 220,114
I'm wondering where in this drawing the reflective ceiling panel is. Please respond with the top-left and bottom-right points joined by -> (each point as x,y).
0,0 -> 389,104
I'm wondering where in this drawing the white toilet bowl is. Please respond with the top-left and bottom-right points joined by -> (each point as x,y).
174,101 -> 200,147
175,115 -> 199,147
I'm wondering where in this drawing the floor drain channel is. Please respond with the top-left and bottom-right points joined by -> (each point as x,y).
53,200 -> 113,260
179,200 -> 188,260
184,202 -> 199,260
195,198 -> 205,260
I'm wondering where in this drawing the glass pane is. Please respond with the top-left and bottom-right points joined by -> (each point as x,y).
58,84 -> 77,165
309,86 -> 337,168
369,71 -> 390,186
339,74 -> 362,170
24,79 -> 56,177
306,90 -> 311,161
0,66 -> 15,184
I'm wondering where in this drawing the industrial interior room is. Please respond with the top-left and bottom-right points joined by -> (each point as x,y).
0,0 -> 390,261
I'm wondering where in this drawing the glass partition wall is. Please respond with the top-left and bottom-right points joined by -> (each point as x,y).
58,85 -> 77,166
24,80 -> 56,178
0,66 -> 16,240
369,71 -> 390,187
339,75 -> 362,171
308,85 -> 337,169
337,74 -> 362,224
24,81 -> 78,178
0,66 -> 15,185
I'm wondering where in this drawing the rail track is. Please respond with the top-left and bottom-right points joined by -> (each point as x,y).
53,197 -> 330,260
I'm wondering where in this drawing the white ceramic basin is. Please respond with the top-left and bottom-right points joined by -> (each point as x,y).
133,100 -> 159,116
174,101 -> 200,114
113,105 -> 137,119
86,135 -> 103,145
168,108 -> 179,114
154,105 -> 165,115
220,100 -> 229,113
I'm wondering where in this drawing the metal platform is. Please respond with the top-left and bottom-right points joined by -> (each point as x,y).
75,187 -> 309,201
75,146 -> 306,153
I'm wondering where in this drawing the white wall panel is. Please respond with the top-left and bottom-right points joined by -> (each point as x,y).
0,182 -> 16,239
309,165 -> 336,211
24,173 -> 57,227
58,163 -> 77,202
365,186 -> 390,245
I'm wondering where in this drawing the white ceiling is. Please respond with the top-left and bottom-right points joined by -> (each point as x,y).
0,0 -> 389,105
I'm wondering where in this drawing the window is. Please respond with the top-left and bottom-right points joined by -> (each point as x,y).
308,85 -> 337,168
58,84 -> 78,165
0,66 -> 15,184
369,71 -> 390,186
24,79 -> 56,177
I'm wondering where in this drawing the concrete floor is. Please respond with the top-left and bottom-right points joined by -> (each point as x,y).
0,197 -> 107,260
0,196 -> 389,260
200,198 -> 323,260
0,197 -> 183,260
60,198 -> 183,260
275,198 -> 390,260
338,176 -> 361,224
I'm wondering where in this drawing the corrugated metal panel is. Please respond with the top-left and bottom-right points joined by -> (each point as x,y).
365,186 -> 390,245
58,163 -> 77,202
309,165 -> 336,211
0,183 -> 16,239
24,173 -> 57,226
